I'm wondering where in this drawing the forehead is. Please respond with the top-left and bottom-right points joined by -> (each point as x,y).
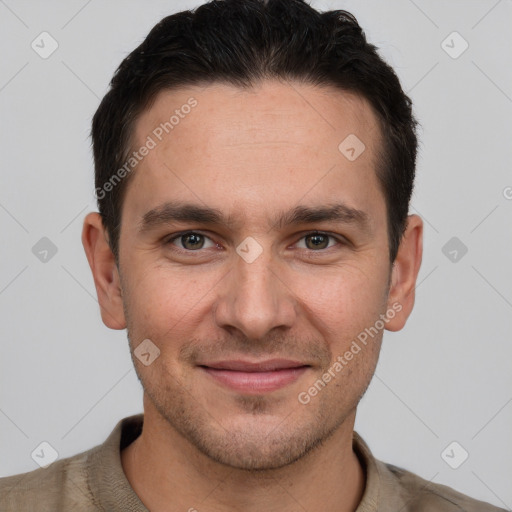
134,80 -> 380,154
123,80 -> 385,230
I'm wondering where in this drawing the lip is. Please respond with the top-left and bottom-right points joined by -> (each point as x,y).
201,358 -> 307,372
198,359 -> 310,393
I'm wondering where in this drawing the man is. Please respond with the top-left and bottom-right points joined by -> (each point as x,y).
0,0 -> 505,510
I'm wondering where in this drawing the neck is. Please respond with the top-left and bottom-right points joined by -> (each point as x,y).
121,399 -> 365,512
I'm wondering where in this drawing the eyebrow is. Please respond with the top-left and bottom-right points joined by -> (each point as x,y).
138,201 -> 372,235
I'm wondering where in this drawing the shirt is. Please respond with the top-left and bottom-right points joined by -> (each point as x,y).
0,413 -> 506,511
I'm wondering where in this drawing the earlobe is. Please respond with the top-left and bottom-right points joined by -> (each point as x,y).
385,214 -> 423,332
81,212 -> 127,330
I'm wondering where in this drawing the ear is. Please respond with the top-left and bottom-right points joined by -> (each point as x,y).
81,212 -> 126,330
385,214 -> 423,332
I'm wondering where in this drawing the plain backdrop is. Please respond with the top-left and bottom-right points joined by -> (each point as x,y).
1,0 -> 511,509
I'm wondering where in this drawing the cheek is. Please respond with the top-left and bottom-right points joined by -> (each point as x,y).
123,264 -> 220,341
296,263 -> 388,340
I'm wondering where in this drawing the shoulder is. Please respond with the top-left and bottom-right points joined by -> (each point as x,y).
0,446 -> 98,512
381,461 -> 507,512
352,432 -> 506,512
0,414 -> 143,512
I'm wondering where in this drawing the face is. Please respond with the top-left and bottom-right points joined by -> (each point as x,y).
85,80 -> 420,471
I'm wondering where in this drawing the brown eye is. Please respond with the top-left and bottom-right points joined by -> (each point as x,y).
305,233 -> 329,250
169,232 -> 215,251
300,232 -> 338,250
181,233 -> 204,250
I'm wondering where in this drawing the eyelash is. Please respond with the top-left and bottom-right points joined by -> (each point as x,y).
164,230 -> 346,255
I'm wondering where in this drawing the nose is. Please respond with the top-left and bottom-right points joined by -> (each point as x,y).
213,246 -> 297,341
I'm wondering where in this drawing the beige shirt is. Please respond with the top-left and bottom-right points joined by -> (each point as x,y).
0,413 -> 506,511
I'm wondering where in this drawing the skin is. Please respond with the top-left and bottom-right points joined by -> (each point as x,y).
82,80 -> 423,512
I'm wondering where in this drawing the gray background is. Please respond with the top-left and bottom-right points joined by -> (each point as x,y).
1,0 -> 511,509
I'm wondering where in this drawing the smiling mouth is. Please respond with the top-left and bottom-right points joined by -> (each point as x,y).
198,359 -> 311,393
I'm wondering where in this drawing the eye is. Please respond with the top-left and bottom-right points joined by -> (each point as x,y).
165,230 -> 344,254
167,232 -> 217,251
295,232 -> 341,251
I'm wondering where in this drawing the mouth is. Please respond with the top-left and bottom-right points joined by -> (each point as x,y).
198,359 -> 311,394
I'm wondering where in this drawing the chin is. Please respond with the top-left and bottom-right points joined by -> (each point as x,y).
190,424 -> 327,471
158,394 -> 342,471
